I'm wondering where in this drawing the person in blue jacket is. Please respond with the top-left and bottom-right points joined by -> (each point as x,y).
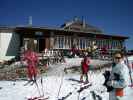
106,51 -> 129,100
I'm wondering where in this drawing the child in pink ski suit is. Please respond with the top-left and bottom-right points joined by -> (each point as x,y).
24,49 -> 39,81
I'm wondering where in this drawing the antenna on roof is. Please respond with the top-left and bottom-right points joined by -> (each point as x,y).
29,16 -> 32,26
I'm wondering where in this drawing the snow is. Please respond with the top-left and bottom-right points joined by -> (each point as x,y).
128,56 -> 133,62
0,58 -> 133,100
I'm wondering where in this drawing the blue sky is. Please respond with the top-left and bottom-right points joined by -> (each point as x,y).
0,0 -> 133,50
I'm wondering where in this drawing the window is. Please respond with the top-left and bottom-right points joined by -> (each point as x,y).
58,36 -> 64,49
79,38 -> 86,49
55,36 -> 72,49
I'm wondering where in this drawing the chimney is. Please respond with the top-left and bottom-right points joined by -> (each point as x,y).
29,16 -> 32,26
82,16 -> 86,28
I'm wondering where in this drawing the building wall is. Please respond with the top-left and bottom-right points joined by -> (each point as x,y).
0,32 -> 20,60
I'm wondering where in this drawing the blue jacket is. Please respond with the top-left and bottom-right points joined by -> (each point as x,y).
110,61 -> 129,88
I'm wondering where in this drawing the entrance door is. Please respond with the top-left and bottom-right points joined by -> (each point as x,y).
39,38 -> 45,52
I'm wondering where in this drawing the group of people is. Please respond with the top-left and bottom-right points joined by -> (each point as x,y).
80,51 -> 131,100
21,41 -> 131,100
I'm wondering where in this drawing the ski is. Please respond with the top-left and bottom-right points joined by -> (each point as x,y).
67,78 -> 82,83
27,96 -> 49,100
77,83 -> 92,93
81,97 -> 86,100
67,78 -> 91,87
23,79 -> 38,86
58,87 -> 77,100
30,80 -> 36,86
71,81 -> 91,86
58,83 -> 92,100
38,98 -> 49,100
24,77 -> 41,86
90,91 -> 102,100
24,80 -> 34,86
58,92 -> 72,100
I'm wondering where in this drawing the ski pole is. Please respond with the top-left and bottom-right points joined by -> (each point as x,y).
34,79 -> 42,97
57,71 -> 64,99
40,74 -> 44,97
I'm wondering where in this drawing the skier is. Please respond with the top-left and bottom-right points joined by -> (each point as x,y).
80,56 -> 90,83
23,44 -> 39,82
106,51 -> 129,100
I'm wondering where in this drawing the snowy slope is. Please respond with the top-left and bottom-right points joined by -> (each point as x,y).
0,58 -> 133,100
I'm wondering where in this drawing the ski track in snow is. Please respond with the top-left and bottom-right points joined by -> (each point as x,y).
0,58 -> 133,100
